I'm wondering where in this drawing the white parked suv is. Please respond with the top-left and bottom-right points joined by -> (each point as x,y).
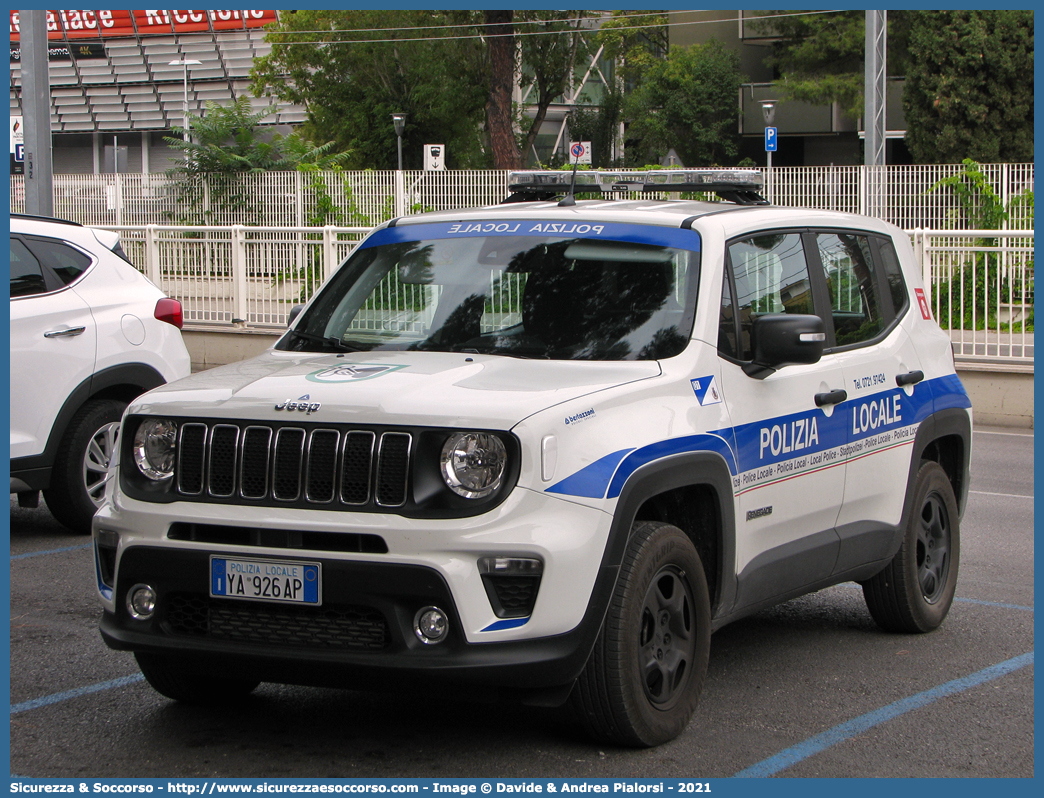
93,172 -> 971,746
10,214 -> 191,534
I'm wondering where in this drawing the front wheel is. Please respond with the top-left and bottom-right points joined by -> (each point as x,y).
862,460 -> 960,633
572,521 -> 711,747
43,398 -> 126,534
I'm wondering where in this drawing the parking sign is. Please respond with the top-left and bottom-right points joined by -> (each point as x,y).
765,127 -> 778,152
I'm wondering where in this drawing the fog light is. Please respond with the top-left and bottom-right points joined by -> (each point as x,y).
127,584 -> 157,620
414,606 -> 449,645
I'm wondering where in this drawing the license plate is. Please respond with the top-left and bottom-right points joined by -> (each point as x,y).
210,557 -> 321,605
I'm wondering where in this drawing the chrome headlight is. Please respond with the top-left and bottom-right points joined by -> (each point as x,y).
440,432 -> 508,499
133,418 -> 178,481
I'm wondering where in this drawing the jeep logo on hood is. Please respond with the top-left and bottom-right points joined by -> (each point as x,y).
275,395 -> 321,414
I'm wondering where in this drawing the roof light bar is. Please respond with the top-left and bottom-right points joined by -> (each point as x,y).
507,169 -> 764,195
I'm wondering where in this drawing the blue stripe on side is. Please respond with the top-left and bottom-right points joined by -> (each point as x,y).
361,221 -> 701,252
930,372 -> 973,411
606,433 -> 737,499
724,380 -> 937,472
481,618 -> 529,632
546,448 -> 635,498
544,375 -> 967,501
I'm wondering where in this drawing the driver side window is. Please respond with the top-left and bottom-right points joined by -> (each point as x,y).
721,233 -> 813,361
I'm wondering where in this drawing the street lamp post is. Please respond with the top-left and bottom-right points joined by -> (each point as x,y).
391,113 -> 406,171
168,59 -> 202,146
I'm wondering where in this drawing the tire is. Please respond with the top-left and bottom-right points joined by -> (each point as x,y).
135,652 -> 261,705
43,398 -> 126,535
862,461 -> 960,633
572,521 -> 711,747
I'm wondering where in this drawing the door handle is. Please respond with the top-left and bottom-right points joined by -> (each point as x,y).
43,326 -> 86,338
896,370 -> 924,387
814,389 -> 848,407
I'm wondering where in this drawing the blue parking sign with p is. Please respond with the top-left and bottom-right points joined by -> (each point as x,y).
15,144 -> 24,161
765,127 -> 777,152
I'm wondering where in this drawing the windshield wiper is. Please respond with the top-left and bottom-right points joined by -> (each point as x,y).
288,329 -> 359,352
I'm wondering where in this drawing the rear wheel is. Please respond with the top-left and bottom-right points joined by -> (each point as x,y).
135,653 -> 261,705
44,398 -> 126,534
862,460 -> 960,632
572,521 -> 711,747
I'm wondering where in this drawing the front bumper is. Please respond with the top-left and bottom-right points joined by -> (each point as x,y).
100,546 -> 617,693
95,486 -> 619,692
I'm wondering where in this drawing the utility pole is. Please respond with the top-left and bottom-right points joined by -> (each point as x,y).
19,9 -> 53,216
864,10 -> 887,168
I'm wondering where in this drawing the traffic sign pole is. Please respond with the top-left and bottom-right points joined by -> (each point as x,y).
764,126 -> 778,203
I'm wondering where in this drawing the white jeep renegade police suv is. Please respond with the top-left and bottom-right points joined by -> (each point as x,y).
95,170 -> 971,747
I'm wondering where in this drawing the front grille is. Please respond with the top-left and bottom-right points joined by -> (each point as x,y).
165,593 -> 390,650
175,422 -> 412,510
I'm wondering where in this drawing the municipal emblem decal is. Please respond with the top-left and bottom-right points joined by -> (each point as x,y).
691,376 -> 722,406
306,364 -> 406,383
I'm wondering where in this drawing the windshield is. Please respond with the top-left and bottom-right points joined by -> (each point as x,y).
278,220 -> 701,361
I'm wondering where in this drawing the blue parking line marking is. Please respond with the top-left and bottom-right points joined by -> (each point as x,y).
10,674 -> 145,716
838,583 -> 1034,612
733,651 -> 1034,778
10,543 -> 92,561
954,596 -> 1034,612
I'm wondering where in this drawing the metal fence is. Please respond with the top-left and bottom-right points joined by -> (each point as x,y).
107,224 -> 1034,365
914,229 -> 1034,363
11,163 -> 1035,231
115,225 -> 370,327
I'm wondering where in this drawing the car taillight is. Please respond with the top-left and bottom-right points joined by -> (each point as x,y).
155,298 -> 184,329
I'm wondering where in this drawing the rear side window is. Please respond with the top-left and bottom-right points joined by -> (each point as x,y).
815,232 -> 884,347
24,236 -> 92,286
724,233 -> 813,361
9,238 -> 47,297
876,238 -> 910,317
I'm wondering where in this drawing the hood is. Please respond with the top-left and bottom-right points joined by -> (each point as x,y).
132,349 -> 661,430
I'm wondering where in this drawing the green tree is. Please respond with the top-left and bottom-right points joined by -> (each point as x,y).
163,98 -> 351,224
752,11 -> 913,118
622,40 -> 743,167
595,10 -> 668,85
164,97 -> 285,176
517,11 -> 592,166
567,84 -> 623,167
484,10 -> 519,169
252,10 -> 490,170
903,11 -> 1033,164
929,160 -> 1035,331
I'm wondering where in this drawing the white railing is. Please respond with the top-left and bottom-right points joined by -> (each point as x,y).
12,163 -> 1034,231
113,225 -> 370,328
914,229 -> 1034,364
106,224 -> 1033,366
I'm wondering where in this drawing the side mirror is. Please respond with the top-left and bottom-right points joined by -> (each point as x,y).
743,313 -> 826,379
287,305 -> 304,327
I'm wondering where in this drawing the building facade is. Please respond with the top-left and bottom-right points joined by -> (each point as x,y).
669,10 -> 910,167
9,9 -> 305,174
